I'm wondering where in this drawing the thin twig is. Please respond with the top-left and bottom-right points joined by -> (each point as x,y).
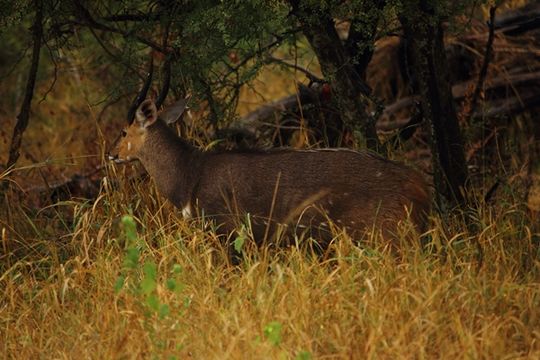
0,45 -> 30,80
267,55 -> 323,83
96,92 -> 131,122
384,102 -> 423,149
222,38 -> 283,81
72,0 -> 167,54
38,40 -> 59,104
468,5 -> 498,120
102,13 -> 155,22
88,26 -> 145,81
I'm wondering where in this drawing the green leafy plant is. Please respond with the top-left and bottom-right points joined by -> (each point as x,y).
234,226 -> 247,254
295,350 -> 312,360
263,321 -> 283,347
116,215 -> 184,319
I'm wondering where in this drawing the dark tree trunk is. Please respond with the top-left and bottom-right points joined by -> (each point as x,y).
400,4 -> 468,209
345,0 -> 386,81
5,0 -> 43,171
289,1 -> 381,151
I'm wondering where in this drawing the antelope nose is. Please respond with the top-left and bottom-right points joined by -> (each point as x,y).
108,154 -> 117,161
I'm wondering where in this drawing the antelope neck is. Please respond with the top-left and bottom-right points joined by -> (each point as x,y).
138,119 -> 202,208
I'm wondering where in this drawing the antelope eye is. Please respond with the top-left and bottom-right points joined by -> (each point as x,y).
121,130 -> 127,137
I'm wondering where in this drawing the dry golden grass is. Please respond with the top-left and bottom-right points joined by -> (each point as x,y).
1,167 -> 539,359
1,5 -> 539,356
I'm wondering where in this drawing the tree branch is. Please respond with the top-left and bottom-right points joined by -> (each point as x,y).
102,13 -> 155,22
345,0 -> 387,79
5,0 -> 43,171
288,0 -> 379,150
266,55 -> 323,83
87,26 -> 145,81
72,1 -> 167,54
384,102 -> 423,149
468,5 -> 497,120
223,37 -> 285,81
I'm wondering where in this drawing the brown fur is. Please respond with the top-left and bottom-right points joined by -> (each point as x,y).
109,99 -> 431,247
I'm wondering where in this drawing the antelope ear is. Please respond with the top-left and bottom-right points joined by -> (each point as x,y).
159,95 -> 191,125
136,99 -> 158,128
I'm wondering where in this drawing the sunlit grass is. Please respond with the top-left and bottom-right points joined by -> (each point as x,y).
1,4 -> 538,356
1,171 -> 539,359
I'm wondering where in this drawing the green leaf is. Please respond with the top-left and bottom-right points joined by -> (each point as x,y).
233,236 -> 245,253
114,275 -> 125,293
121,215 -> 137,243
159,304 -> 170,318
146,293 -> 160,312
140,276 -> 157,295
254,335 -> 262,345
166,278 -> 177,291
143,261 -> 157,280
234,234 -> 245,254
172,264 -> 182,274
295,351 -> 312,360
124,248 -> 140,269
140,261 -> 158,295
263,321 -> 282,346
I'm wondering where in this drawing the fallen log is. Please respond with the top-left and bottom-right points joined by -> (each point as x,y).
225,83 -> 319,138
231,70 -> 540,135
493,1 -> 540,36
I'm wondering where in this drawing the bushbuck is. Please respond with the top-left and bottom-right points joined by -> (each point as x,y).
108,97 -> 430,251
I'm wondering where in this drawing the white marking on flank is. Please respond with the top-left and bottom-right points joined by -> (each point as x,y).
182,204 -> 192,220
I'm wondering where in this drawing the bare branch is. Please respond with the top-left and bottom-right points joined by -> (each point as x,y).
0,45 -> 30,80
72,1 -> 167,54
38,40 -> 59,104
468,5 -> 497,120
102,13 -> 155,22
493,1 -> 540,36
345,0 -> 387,79
223,34 -> 292,81
384,102 -> 423,149
5,0 -> 43,171
88,26 -> 145,81
266,56 -> 323,83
